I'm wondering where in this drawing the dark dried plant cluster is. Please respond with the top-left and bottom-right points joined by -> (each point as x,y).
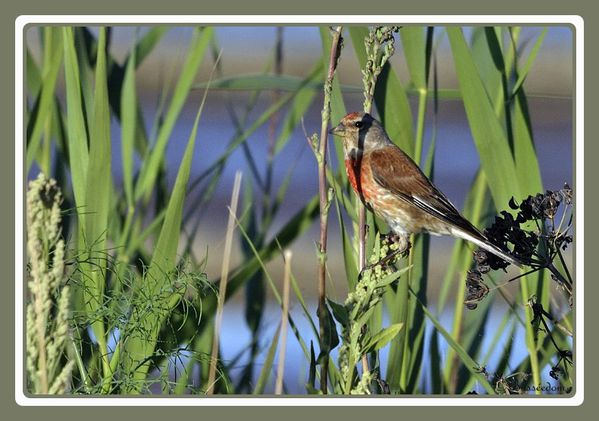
465,184 -> 574,310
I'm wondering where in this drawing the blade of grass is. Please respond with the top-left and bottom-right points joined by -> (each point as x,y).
26,27 -> 63,171
333,194 -> 358,290
226,194 -> 319,301
447,27 -> 521,207
429,324 -> 443,393
73,28 -> 95,134
461,312 -> 514,393
471,27 -> 503,107
120,33 -> 137,209
232,208 -> 340,384
76,26 -> 168,129
62,27 -> 90,209
488,320 -> 517,387
233,213 -> 328,378
135,27 -> 213,201
207,171 -> 242,395
412,289 -> 496,395
454,296 -> 494,393
512,76 -> 544,198
274,88 -> 317,156
511,28 -> 547,97
77,27 -> 112,391
120,65 -> 213,392
25,46 -> 42,97
275,250 -> 293,395
320,27 -> 347,179
195,73 -> 360,93
166,196 -> 320,383
487,26 -> 547,391
480,27 -> 544,197
253,324 -> 281,394
130,27 -> 170,67
400,27 -> 429,92
448,28 -> 552,394
402,27 -> 436,393
186,61 -> 323,198
442,170 -> 488,392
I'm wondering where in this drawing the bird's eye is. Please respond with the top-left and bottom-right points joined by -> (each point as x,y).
354,121 -> 363,128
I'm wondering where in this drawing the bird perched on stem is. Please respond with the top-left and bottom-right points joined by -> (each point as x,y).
330,111 -> 521,267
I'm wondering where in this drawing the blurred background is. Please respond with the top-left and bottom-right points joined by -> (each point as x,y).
25,26 -> 574,393
28,26 -> 573,294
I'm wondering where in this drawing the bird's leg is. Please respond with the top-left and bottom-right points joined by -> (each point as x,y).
377,236 -> 411,267
358,250 -> 399,281
381,232 -> 400,246
381,232 -> 411,256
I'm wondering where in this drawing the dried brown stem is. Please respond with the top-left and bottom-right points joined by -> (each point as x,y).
264,27 -> 284,218
207,171 -> 242,395
316,26 -> 343,394
357,142 -> 369,377
275,250 -> 292,395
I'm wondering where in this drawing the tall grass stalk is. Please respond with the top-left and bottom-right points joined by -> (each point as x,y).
275,250 -> 292,395
26,174 -> 75,394
358,26 -> 399,268
207,171 -> 243,395
314,25 -> 343,394
358,25 -> 399,388
443,170 -> 488,392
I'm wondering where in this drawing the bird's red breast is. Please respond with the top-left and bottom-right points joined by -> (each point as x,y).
344,157 -> 361,195
344,153 -> 381,209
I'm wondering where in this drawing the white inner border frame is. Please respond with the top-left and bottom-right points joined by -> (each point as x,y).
15,15 -> 584,406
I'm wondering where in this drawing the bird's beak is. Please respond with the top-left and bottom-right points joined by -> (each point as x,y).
328,123 -> 345,136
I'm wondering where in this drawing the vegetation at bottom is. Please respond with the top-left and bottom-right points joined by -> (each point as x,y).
24,25 -> 573,395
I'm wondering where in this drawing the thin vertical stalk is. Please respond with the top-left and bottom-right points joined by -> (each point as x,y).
275,250 -> 292,395
414,90 -> 428,165
357,142 -> 368,376
443,170 -> 487,392
33,291 -> 49,393
521,279 -> 541,394
264,26 -> 284,220
207,171 -> 243,395
316,26 -> 343,394
358,46 -> 374,380
397,68 -> 429,394
358,26 -> 399,382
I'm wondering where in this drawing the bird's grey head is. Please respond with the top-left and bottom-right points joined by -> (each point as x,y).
329,112 -> 390,157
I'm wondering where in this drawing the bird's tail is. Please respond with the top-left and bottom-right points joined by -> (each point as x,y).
451,228 -> 523,268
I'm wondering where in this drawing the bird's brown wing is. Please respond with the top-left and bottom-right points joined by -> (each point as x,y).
368,146 -> 484,239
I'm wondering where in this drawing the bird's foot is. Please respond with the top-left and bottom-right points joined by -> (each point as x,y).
381,232 -> 400,246
358,250 -> 401,281
357,234 -> 411,281
381,233 -> 411,256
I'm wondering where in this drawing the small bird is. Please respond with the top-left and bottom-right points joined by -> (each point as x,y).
329,111 -> 521,267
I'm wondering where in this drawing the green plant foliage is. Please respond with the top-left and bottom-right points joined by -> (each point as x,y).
24,25 -> 573,396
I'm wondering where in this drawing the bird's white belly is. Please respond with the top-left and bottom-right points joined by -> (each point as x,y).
374,194 -> 449,237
